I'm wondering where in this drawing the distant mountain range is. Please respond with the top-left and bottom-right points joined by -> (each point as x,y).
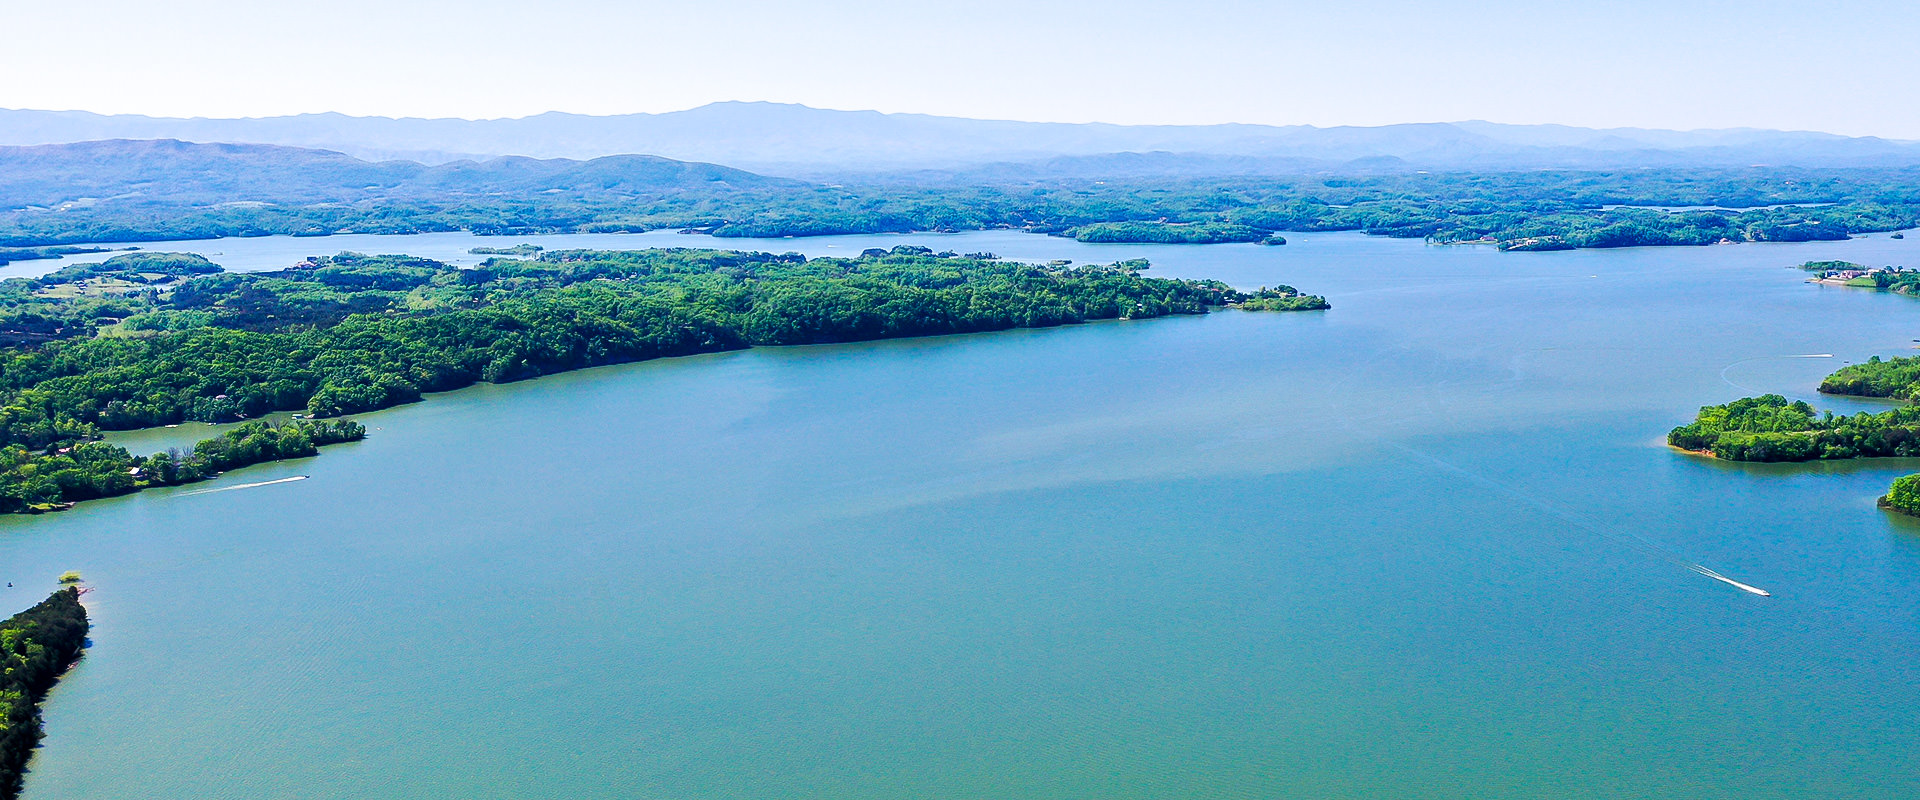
3,102 -> 1919,176
0,139 -> 789,209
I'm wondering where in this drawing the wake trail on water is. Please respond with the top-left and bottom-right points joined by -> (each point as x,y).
1719,353 -> 1833,395
1684,564 -> 1773,597
179,476 -> 308,496
1327,338 -> 1770,598
1377,438 -> 1773,598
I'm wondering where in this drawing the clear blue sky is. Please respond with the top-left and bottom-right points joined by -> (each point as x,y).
5,0 -> 1917,137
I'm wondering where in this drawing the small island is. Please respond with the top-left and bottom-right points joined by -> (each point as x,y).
469,244 -> 544,256
1881,474 -> 1920,516
1668,394 -> 1920,462
0,584 -> 89,800
1068,221 -> 1274,245
1671,353 -> 1920,462
1673,355 -> 1920,506
1232,286 -> 1330,311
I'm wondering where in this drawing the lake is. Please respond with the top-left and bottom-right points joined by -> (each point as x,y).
6,229 -> 1920,799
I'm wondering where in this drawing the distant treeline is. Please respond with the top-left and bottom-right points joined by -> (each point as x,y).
1,168 -> 1916,253
0,246 -> 113,267
0,586 -> 88,800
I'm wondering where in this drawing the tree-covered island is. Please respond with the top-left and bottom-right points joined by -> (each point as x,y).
0,247 -> 1324,512
1673,351 -> 1920,513
1671,352 -> 1920,463
1068,221 -> 1279,245
1667,394 -> 1920,461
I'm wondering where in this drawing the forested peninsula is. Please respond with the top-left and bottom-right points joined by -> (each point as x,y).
0,247 -> 115,268
0,247 -> 1322,512
0,420 -> 364,513
0,586 -> 88,800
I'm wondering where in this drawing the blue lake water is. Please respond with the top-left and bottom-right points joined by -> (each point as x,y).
6,229 -> 1920,798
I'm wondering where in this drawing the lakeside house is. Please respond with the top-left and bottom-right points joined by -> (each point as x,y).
1813,265 -> 1911,286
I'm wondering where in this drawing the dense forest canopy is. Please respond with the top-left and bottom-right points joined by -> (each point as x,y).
1668,394 -> 1920,462
1,163 -> 1916,252
1818,355 -> 1920,400
0,586 -> 87,800
1883,473 -> 1920,516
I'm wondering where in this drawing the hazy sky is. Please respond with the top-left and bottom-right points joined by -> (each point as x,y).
5,0 -> 1918,136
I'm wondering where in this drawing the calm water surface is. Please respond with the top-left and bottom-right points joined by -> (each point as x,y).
7,230 -> 1920,799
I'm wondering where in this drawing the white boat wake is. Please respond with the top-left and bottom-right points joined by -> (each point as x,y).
1687,564 -> 1772,597
1382,439 -> 1772,598
1329,344 -> 1776,599
179,476 -> 308,496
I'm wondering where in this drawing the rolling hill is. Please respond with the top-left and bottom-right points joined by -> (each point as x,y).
4,102 -> 1919,176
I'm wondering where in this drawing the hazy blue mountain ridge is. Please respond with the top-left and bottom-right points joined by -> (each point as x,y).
3,102 -> 1917,175
0,139 -> 793,208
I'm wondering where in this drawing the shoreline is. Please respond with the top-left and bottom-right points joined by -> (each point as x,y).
9,219 -> 1917,262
